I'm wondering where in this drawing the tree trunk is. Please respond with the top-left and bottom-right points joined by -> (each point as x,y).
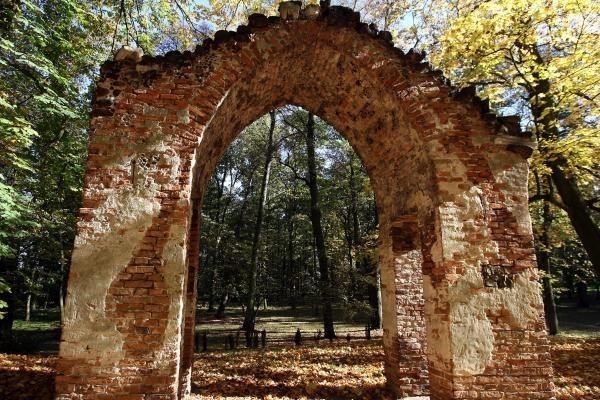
0,257 -> 17,345
214,291 -> 229,319
368,266 -> 382,329
539,202 -> 559,335
551,164 -> 600,276
242,111 -> 276,332
59,248 -> 66,324
526,70 -> 600,276
349,162 -> 360,246
25,293 -> 31,322
576,282 -> 589,308
305,113 -> 336,339
207,269 -> 216,312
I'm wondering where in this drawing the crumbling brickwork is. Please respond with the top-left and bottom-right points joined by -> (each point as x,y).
56,2 -> 555,399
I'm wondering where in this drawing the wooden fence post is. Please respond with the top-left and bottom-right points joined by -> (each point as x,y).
294,328 -> 302,346
245,330 -> 252,348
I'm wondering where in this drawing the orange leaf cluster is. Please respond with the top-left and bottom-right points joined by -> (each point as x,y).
0,337 -> 598,399
551,336 -> 600,400
190,340 -> 395,400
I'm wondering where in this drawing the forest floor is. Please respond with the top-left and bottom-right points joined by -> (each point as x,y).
0,302 -> 599,399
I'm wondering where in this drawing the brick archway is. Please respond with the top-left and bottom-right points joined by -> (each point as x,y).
56,4 -> 554,400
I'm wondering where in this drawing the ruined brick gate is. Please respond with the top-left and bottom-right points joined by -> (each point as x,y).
56,3 -> 555,400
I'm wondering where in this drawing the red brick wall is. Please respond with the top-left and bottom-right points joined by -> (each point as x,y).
56,3 -> 555,399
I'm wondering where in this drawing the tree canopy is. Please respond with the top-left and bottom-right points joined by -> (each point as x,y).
0,0 -> 598,335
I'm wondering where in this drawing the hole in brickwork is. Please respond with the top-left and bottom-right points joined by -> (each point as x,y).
481,264 -> 513,289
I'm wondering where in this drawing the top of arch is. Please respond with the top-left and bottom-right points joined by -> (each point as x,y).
101,1 -> 533,154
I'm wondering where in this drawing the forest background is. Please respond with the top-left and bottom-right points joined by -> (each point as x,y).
0,0 -> 599,343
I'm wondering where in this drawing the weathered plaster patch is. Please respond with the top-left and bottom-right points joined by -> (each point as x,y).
485,150 -> 533,235
448,268 -> 543,375
62,186 -> 161,361
104,128 -> 166,168
62,136 -> 182,362
439,185 -> 496,262
422,275 -> 452,370
154,218 -> 189,372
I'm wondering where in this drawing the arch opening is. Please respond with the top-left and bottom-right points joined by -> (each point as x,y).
181,104 -> 431,398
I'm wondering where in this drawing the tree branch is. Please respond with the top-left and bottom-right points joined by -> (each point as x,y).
586,197 -> 600,213
576,165 -> 600,180
278,154 -> 308,184
173,0 -> 209,39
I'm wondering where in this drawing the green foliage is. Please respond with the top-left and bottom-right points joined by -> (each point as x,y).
199,106 -> 379,319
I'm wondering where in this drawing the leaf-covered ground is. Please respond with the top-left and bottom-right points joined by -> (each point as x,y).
0,337 -> 599,399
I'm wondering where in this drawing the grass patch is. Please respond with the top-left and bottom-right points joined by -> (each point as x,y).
4,309 -> 61,354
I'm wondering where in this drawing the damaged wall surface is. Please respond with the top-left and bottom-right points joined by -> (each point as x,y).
56,2 -> 555,399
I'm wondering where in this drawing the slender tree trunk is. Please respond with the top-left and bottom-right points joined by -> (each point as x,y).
205,171 -> 229,312
214,291 -> 229,319
207,269 -> 216,312
59,244 -> 66,324
305,113 -> 336,339
242,111 -> 276,332
25,293 -> 31,322
539,202 -> 559,335
349,162 -> 360,246
367,265 -> 382,329
287,215 -> 296,309
375,270 -> 382,328
576,282 -> 589,308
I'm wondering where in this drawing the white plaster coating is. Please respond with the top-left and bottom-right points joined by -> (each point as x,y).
431,147 -> 543,376
449,268 -> 543,375
61,185 -> 161,361
61,135 -> 182,362
438,185 -> 497,263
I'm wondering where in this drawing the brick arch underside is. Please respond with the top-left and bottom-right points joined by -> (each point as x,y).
56,17 -> 555,400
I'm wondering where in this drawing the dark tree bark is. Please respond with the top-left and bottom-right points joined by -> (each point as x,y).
0,257 -> 17,346
242,111 -> 276,332
305,113 -> 336,339
526,66 -> 600,276
550,165 -> 600,276
576,282 -> 589,308
286,209 -> 297,309
349,162 -> 360,246
538,202 -> 559,335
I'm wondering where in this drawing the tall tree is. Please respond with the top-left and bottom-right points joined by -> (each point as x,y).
242,111 -> 277,332
427,0 -> 600,274
304,113 -> 336,338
